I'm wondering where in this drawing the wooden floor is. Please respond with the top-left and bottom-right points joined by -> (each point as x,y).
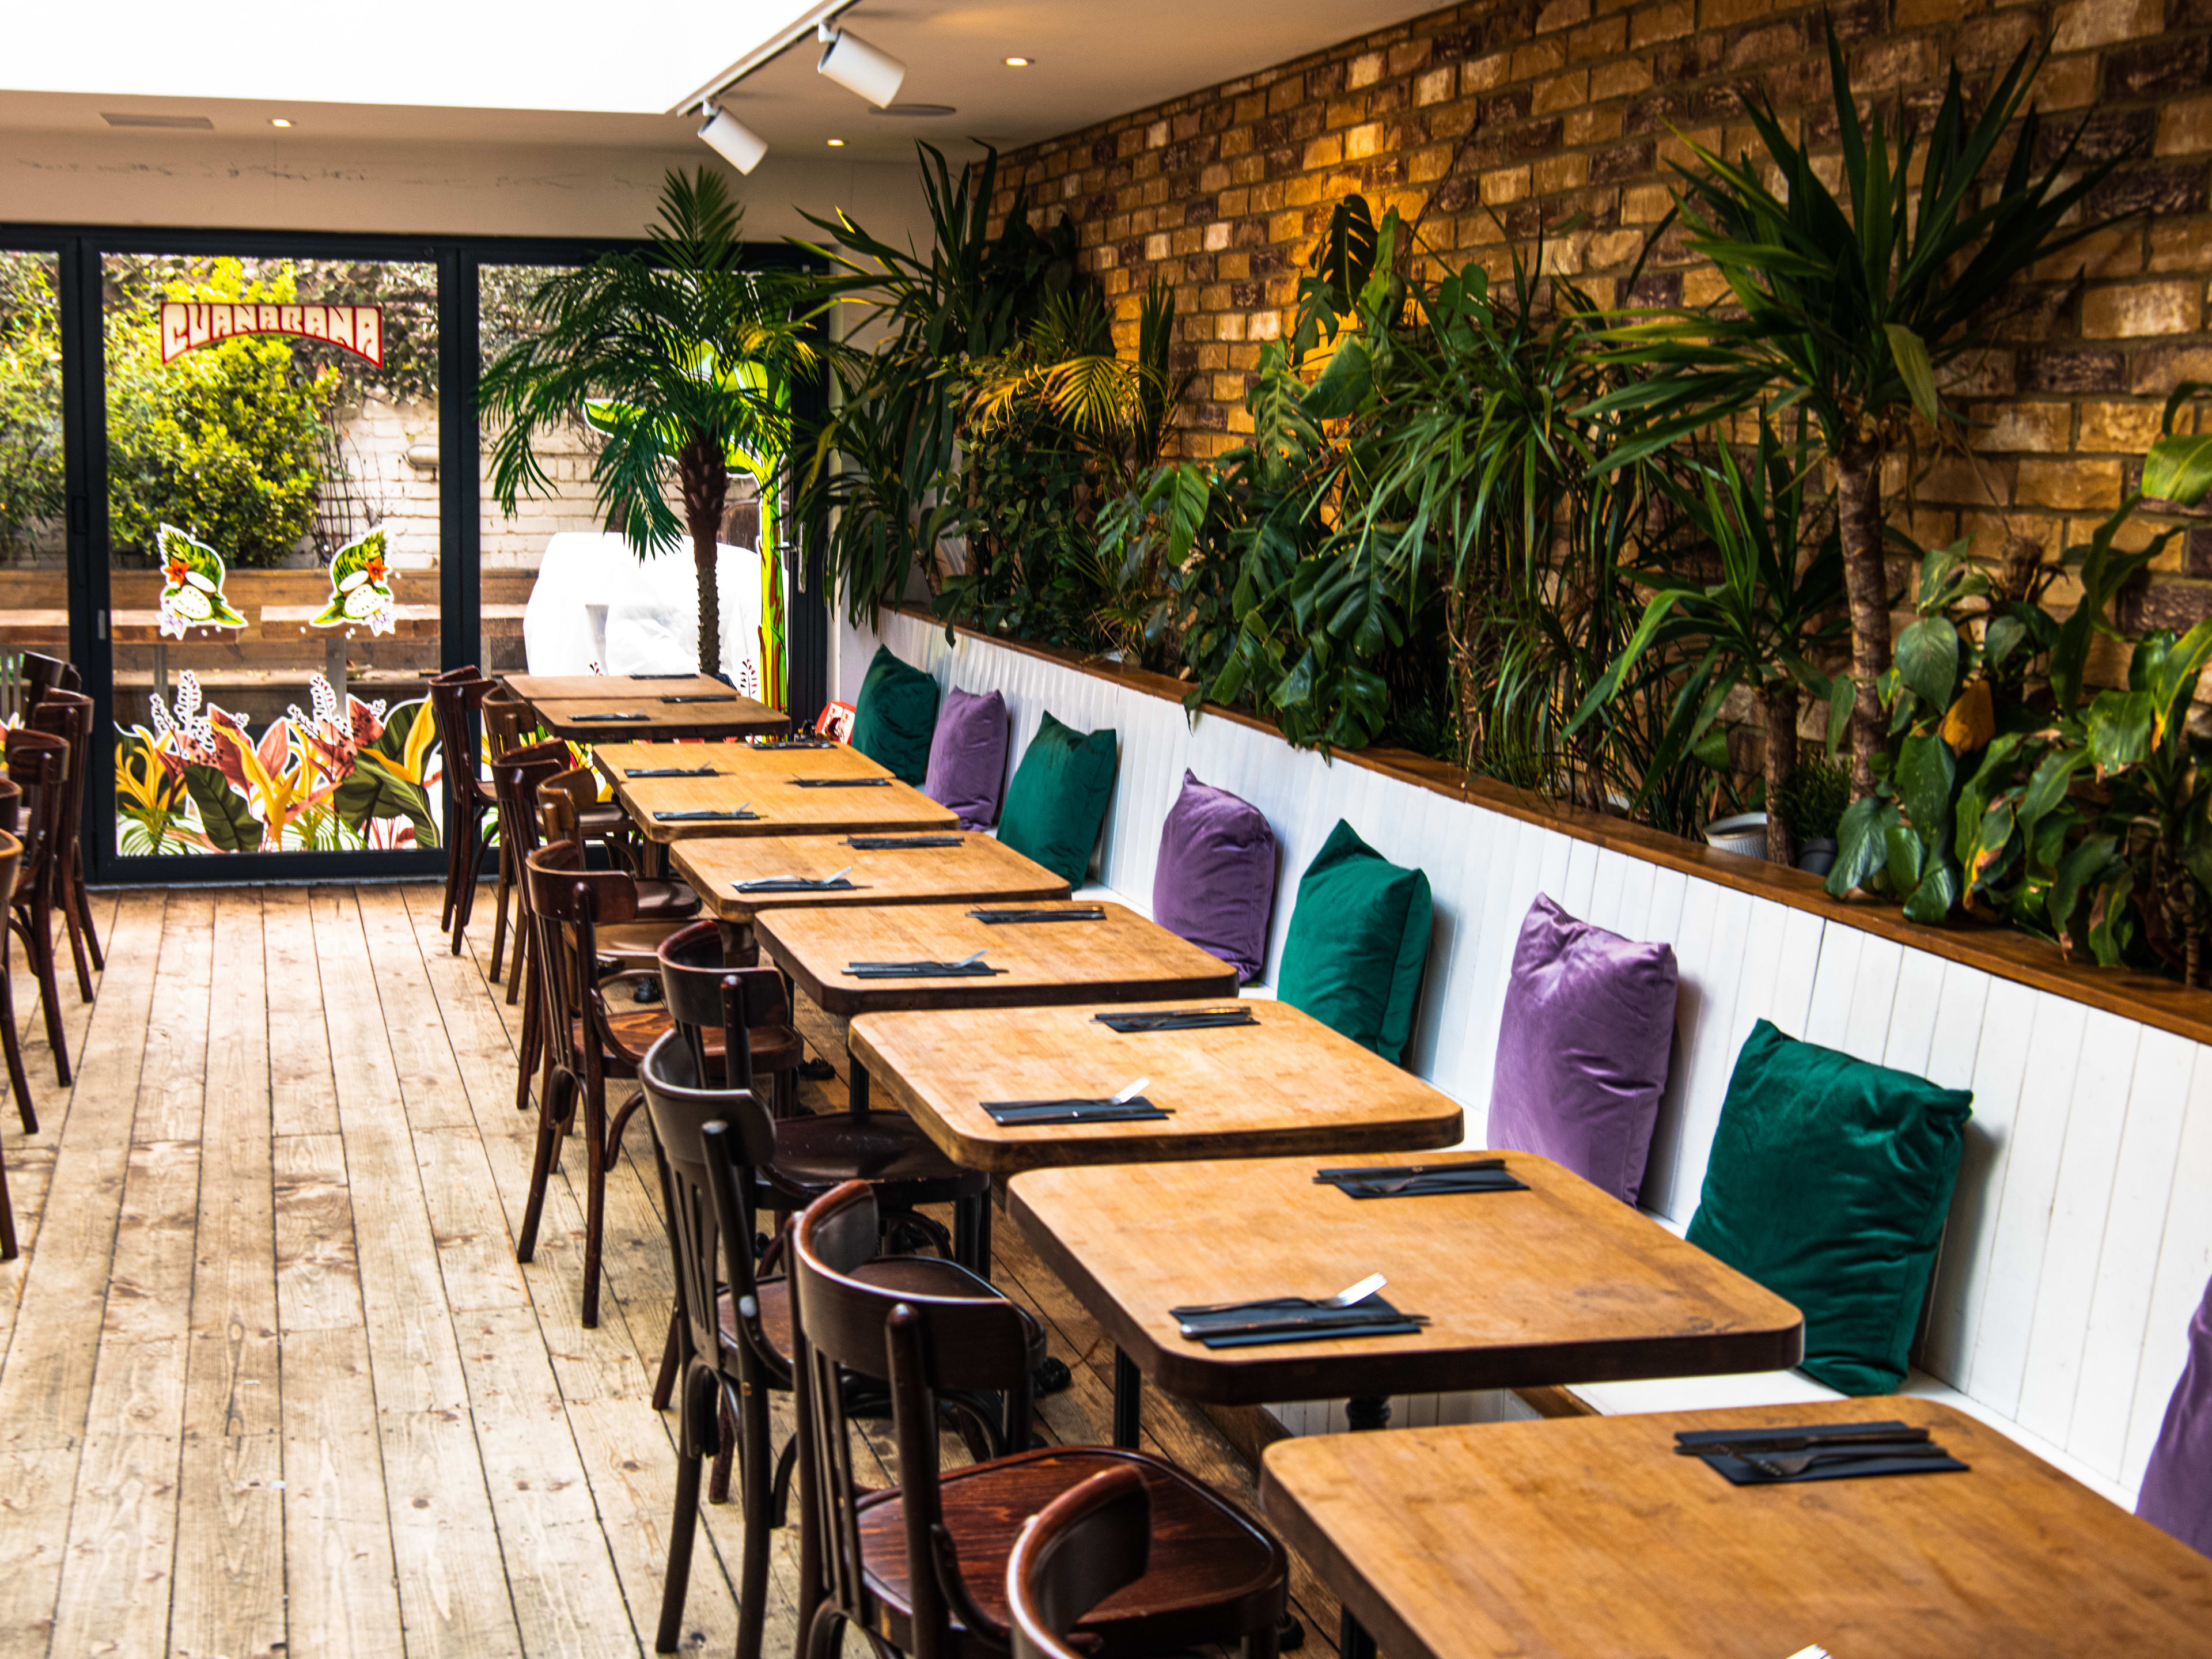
0,883 -> 1344,1658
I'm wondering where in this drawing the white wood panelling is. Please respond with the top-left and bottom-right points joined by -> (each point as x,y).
848,612 -> 2212,1508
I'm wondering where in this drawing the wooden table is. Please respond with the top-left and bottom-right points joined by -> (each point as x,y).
672,830 -> 1069,942
532,692 -> 788,743
594,751 -> 953,845
850,1000 -> 1463,1176
1259,1400 -> 2212,1658
503,672 -> 732,702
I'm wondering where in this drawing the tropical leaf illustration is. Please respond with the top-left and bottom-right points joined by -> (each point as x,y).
311,525 -> 397,634
155,522 -> 247,638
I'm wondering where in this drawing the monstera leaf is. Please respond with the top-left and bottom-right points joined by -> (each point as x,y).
156,524 -> 247,637
183,762 -> 262,852
312,527 -> 396,631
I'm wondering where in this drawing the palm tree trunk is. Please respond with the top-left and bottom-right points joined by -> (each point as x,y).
1762,680 -> 1798,866
678,435 -> 730,677
1836,431 -> 1891,799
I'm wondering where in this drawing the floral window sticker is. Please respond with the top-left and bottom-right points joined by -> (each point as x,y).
155,522 -> 247,639
311,525 -> 397,635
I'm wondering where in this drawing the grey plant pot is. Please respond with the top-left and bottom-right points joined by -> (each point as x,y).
1797,836 -> 1838,877
1704,811 -> 1768,859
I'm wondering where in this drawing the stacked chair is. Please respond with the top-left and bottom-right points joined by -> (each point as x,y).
0,781 -> 32,1135
427,668 -> 496,954
28,687 -> 99,997
6,728 -> 75,1086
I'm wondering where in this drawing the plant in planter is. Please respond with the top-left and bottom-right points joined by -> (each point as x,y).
1569,414 -> 1847,862
1584,25 -> 2120,798
1778,755 -> 1851,874
478,168 -> 809,678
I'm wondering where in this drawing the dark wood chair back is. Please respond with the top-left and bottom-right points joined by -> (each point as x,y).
639,1032 -> 779,1391
536,766 -> 600,845
5,730 -> 69,888
491,741 -> 570,869
1006,1467 -> 1152,1659
0,775 -> 22,838
18,652 -> 78,717
656,919 -> 790,1091
523,840 -> 638,1077
427,673 -> 492,793
28,688 -> 92,865
0,831 -> 22,915
792,1180 -> 1038,1658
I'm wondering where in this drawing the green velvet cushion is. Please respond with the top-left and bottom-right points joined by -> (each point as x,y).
997,711 -> 1118,887
849,646 -> 940,786
1276,819 -> 1433,1065
1686,1019 -> 1973,1395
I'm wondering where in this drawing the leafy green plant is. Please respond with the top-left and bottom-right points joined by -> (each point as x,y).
479,167 -> 809,674
1585,23 -> 2122,796
0,252 -> 63,560
1777,755 -> 1851,846
1571,416 -> 1847,861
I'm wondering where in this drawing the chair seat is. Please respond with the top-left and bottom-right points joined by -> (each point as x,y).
578,802 -> 630,836
636,879 -> 701,919
734,1256 -> 1020,1366
767,1112 -> 987,1198
855,1448 -> 1285,1656
585,1008 -> 804,1073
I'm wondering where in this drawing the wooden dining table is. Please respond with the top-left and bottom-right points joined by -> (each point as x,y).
589,743 -> 954,844
528,690 -> 789,743
502,672 -> 731,703
849,999 -> 1463,1175
1010,1148 -> 1805,1659
1258,1399 -> 2212,1658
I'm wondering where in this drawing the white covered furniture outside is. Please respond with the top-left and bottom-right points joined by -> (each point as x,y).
523,531 -> 764,692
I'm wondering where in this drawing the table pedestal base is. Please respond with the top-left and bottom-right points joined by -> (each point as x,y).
1112,1348 -> 1142,1449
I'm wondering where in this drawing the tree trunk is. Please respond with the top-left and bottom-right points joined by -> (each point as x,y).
1762,679 -> 1799,866
677,435 -> 730,677
1835,431 -> 1892,800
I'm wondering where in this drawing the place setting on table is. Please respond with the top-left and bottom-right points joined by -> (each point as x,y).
596,759 -> 958,844
1256,1399 -> 2212,1659
846,997 -> 1464,1174
501,671 -> 732,703
524,688 -> 789,743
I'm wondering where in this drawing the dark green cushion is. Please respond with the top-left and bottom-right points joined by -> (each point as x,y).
849,646 -> 939,786
1277,820 -> 1433,1065
998,711 -> 1118,887
1687,1020 -> 1973,1395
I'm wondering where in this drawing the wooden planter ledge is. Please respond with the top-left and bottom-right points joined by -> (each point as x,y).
894,604 -> 2212,1049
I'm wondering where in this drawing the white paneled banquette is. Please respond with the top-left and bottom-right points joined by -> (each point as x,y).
841,611 -> 2212,1511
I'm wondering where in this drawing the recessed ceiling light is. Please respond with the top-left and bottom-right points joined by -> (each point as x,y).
872,103 -> 957,118
100,111 -> 212,129
270,117 -> 292,127
1004,56 -> 1032,67
827,137 -> 844,146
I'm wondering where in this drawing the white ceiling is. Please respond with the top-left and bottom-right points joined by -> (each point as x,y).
0,0 -> 1451,162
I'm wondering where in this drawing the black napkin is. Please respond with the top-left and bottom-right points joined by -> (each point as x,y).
982,1097 -> 1171,1125
1171,1294 -> 1427,1349
1096,1007 -> 1256,1033
624,766 -> 719,778
844,835 -> 963,849
967,906 -> 1105,924
1315,1161 -> 1528,1199
661,694 -> 738,703
624,673 -> 696,680
654,808 -> 760,822
733,876 -> 857,893
569,711 -> 649,722
1674,1422 -> 1967,1486
844,960 -> 1006,979
793,777 -> 893,789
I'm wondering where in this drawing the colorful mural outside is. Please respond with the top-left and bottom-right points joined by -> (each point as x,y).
114,671 -> 442,855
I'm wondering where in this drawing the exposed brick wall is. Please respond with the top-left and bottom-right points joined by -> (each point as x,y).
988,0 -> 2212,625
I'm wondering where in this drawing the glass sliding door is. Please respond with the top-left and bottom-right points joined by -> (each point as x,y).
103,251 -> 446,859
0,247 -> 70,718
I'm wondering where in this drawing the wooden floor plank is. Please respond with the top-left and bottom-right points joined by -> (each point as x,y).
265,885 -> 340,1140
279,1325 -> 406,1659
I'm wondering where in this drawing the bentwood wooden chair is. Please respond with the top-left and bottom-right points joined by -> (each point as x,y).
791,1181 -> 1288,1659
538,762 -> 645,878
639,1037 -> 1035,1659
481,688 -> 537,986
17,652 -> 79,718
29,688 -> 100,997
1006,1466 -> 1153,1659
5,730 -> 73,1086
0,830 -> 20,1261
428,669 -> 495,953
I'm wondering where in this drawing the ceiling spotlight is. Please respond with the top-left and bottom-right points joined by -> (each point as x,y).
697,104 -> 767,174
270,117 -> 293,127
816,24 -> 906,108
827,137 -> 844,146
1004,56 -> 1031,66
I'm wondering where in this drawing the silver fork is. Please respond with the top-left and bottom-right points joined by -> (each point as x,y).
1176,1272 -> 1387,1319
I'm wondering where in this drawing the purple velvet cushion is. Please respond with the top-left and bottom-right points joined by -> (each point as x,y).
921,687 -> 1007,830
1487,893 -> 1679,1204
2139,1275 -> 2212,1556
1152,771 -> 1277,982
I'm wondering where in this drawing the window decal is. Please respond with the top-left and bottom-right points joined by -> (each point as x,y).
154,522 -> 247,639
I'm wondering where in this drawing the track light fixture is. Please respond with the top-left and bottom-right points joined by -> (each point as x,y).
696,104 -> 767,175
815,22 -> 906,108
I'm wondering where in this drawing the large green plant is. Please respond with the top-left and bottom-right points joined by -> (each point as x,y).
0,253 -> 63,560
1585,25 -> 2119,797
478,168 -> 808,674
796,145 -> 1076,626
1572,417 -> 1848,861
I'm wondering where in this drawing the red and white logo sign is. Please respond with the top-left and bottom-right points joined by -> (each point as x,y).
158,300 -> 384,366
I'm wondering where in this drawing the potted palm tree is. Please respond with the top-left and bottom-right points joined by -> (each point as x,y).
478,168 -> 810,681
1585,26 -> 2119,798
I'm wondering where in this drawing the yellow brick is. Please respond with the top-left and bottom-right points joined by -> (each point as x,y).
1535,153 -> 1590,194
2053,0 -> 2162,50
1566,107 -> 1625,146
2037,54 -> 2098,109
1683,267 -> 1732,306
1302,135 -> 1344,171
1415,67 -> 1455,106
1482,166 -> 1533,204
1622,183 -> 1675,222
1510,40 -> 1569,79
1345,123 -> 1384,161
2082,281 -> 2199,338
1978,401 -> 2071,452
2016,457 -> 2124,512
1533,71 -> 1590,113
1590,58 -> 1654,99
1630,0 -> 1695,46
2158,95 -> 2212,157
1408,145 -> 1455,184
2031,225 -> 2144,282
1349,51 -> 1386,89
2080,400 -> 2166,452
1464,53 -> 1510,93
1589,229 -> 1647,267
